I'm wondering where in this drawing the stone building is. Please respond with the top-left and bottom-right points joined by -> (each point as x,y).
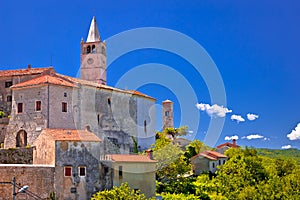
1,16 -> 156,153
0,66 -> 54,145
162,99 -> 174,130
190,150 -> 227,174
33,128 -> 102,200
0,16 -> 157,199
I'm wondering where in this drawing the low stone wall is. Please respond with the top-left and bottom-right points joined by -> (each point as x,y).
0,147 -> 33,164
0,164 -> 55,200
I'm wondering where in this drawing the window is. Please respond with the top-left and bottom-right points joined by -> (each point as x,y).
7,95 -> 12,102
223,160 -> 226,164
79,166 -> 86,177
97,114 -> 100,124
119,166 -> 123,179
92,45 -> 96,53
219,160 -> 221,165
212,162 -> 215,168
87,45 -> 91,54
144,120 -> 147,134
64,92 -> 67,97
17,103 -> 23,113
64,166 -> 72,177
165,111 -> 169,116
36,101 -> 41,111
62,102 -> 67,112
5,81 -> 12,88
107,98 -> 111,105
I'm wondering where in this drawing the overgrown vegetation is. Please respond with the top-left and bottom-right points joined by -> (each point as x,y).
91,183 -> 149,200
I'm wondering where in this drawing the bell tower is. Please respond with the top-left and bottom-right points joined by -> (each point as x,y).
162,99 -> 174,130
80,16 -> 106,85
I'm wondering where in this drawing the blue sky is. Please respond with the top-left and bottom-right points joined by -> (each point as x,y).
1,1 -> 300,149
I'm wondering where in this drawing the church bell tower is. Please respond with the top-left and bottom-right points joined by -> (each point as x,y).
80,16 -> 106,85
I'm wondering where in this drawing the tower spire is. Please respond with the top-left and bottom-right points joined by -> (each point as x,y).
86,16 -> 101,42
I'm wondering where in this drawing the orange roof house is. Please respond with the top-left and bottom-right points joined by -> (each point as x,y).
190,150 -> 227,174
216,139 -> 240,154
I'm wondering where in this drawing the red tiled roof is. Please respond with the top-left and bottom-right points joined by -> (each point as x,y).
216,142 -> 240,149
11,75 -> 75,88
42,129 -> 101,142
0,67 -> 53,77
108,154 -> 157,163
190,150 -> 227,161
56,74 -> 156,100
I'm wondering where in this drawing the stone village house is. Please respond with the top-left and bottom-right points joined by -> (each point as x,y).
0,16 -> 157,199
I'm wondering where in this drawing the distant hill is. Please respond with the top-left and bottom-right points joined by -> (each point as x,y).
257,148 -> 300,165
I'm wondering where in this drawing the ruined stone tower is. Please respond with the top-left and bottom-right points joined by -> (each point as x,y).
162,100 -> 174,129
80,16 -> 107,85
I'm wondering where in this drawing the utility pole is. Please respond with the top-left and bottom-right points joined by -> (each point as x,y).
12,177 -> 16,200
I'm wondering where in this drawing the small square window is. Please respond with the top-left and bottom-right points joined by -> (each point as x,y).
79,166 -> 86,176
165,111 -> 169,116
17,103 -> 23,113
62,102 -> 67,112
36,101 -> 41,111
64,166 -> 72,177
7,95 -> 12,102
5,81 -> 12,88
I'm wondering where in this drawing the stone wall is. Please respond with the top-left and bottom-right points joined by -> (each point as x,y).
0,147 -> 33,164
0,164 -> 55,200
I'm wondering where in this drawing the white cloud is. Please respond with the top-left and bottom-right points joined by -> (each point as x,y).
247,113 -> 259,121
287,123 -> 300,140
224,135 -> 239,141
231,114 -> 245,123
196,103 -> 232,118
281,144 -> 292,149
241,134 -> 264,140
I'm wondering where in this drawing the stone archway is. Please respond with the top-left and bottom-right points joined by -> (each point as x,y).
16,130 -> 27,147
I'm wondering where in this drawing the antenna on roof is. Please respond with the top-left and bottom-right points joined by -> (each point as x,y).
50,54 -> 53,67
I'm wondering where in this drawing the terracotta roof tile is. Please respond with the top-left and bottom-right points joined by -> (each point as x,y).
56,74 -> 156,100
216,142 -> 240,149
42,129 -> 101,142
106,154 -> 157,163
11,75 -> 75,88
0,67 -> 53,77
190,150 -> 227,161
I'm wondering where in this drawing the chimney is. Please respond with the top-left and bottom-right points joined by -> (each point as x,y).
28,64 -> 32,69
232,139 -> 237,146
145,149 -> 153,160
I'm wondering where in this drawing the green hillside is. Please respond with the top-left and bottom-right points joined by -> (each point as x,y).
257,148 -> 300,165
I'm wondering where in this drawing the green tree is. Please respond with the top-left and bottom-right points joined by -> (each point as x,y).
91,183 -> 148,200
161,193 -> 200,200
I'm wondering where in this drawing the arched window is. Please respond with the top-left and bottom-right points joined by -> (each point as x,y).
92,45 -> 96,53
16,130 -> 27,147
87,45 -> 91,54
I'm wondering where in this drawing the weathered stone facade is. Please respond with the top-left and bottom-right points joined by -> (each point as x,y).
0,67 -> 54,145
0,164 -> 55,199
0,147 -> 33,164
33,129 -> 102,200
